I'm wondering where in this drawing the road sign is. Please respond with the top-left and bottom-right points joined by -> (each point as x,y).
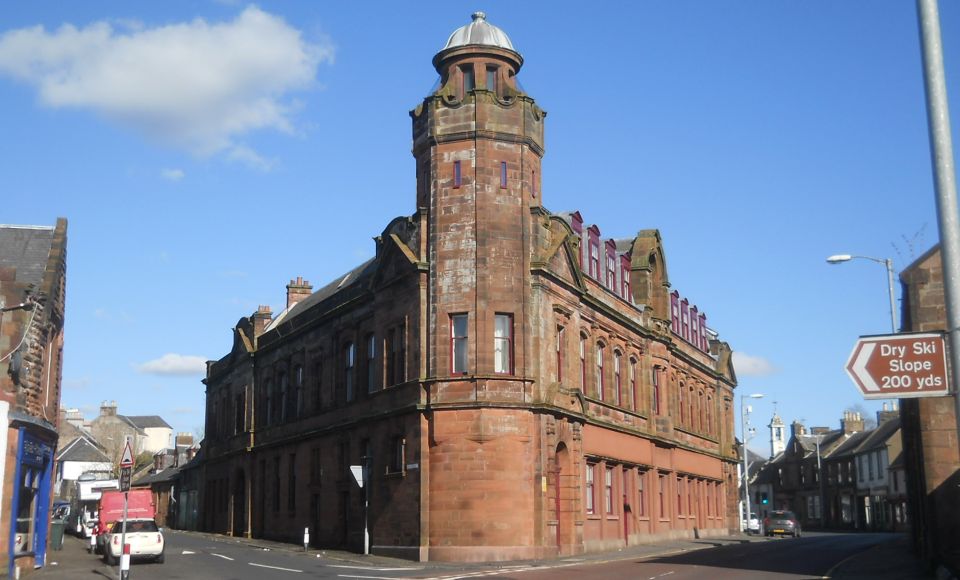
119,466 -> 131,492
845,332 -> 949,399
119,440 -> 134,468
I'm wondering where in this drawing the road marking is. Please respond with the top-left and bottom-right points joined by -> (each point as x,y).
250,562 -> 303,573
338,576 -> 407,580
328,565 -> 424,570
212,553 -> 234,561
649,572 -> 675,579
181,550 -> 195,555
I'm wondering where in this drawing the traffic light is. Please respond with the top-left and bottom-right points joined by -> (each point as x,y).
761,492 -> 769,505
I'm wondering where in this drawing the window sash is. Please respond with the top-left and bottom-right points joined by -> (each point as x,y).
494,314 -> 513,374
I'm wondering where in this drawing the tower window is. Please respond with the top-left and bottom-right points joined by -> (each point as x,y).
461,65 -> 474,93
500,161 -> 507,188
454,160 -> 461,188
494,313 -> 513,374
451,314 -> 468,374
486,66 -> 497,91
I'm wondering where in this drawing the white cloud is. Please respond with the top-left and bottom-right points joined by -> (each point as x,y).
137,353 -> 207,376
0,7 -> 333,166
732,351 -> 777,377
161,168 -> 184,181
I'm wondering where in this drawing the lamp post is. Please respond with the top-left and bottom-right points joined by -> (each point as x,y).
741,393 -> 764,533
826,254 -> 897,333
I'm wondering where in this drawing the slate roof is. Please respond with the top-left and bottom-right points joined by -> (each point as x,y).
265,258 -> 377,331
133,466 -> 181,487
123,415 -> 172,430
853,417 -> 900,453
0,225 -> 55,287
56,436 -> 110,463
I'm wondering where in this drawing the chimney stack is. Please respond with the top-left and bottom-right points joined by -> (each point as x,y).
252,305 -> 273,337
286,276 -> 313,310
99,400 -> 118,417
877,401 -> 899,424
791,420 -> 806,438
841,411 -> 865,434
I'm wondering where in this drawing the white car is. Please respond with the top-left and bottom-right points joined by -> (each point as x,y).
102,519 -> 164,565
745,512 -> 760,534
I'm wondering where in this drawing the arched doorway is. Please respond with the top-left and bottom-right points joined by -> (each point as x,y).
551,443 -> 574,555
232,469 -> 246,537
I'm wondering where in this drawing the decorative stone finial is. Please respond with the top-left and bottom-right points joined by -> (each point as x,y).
472,11 -> 486,21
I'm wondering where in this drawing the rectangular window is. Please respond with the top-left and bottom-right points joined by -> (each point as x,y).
366,334 -> 377,393
500,161 -> 508,188
486,65 -> 496,91
294,366 -> 303,418
391,437 -> 405,473
677,476 -> 683,515
606,255 -> 616,290
273,457 -> 281,511
309,447 -> 321,483
461,65 -> 474,92
670,292 -> 680,334
658,474 -> 666,518
586,464 -> 595,515
494,313 -> 513,374
345,343 -> 355,402
652,368 -> 660,414
288,453 -> 296,511
454,160 -> 461,188
451,314 -> 468,374
589,243 -> 600,279
605,467 -> 614,514
629,360 -> 637,411
637,471 -> 646,517
556,325 -> 564,383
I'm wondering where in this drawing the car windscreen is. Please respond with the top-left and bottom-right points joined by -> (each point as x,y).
110,520 -> 159,534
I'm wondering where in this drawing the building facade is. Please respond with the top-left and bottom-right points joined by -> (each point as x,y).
199,13 -> 739,562
0,220 -> 68,576
899,245 -> 960,576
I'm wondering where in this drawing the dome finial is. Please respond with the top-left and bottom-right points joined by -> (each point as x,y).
472,11 -> 486,21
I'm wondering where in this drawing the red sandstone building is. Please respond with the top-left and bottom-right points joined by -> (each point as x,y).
200,13 -> 739,561
0,219 -> 68,576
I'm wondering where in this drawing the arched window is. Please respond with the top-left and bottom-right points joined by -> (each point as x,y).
613,351 -> 622,406
595,343 -> 605,401
629,358 -> 637,411
556,325 -> 565,383
652,367 -> 660,415
579,333 -> 587,392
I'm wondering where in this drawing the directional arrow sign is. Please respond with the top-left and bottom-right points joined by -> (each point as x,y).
845,332 -> 949,399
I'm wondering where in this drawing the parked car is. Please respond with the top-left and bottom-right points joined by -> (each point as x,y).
102,519 -> 164,565
764,510 -> 801,537
746,512 -> 760,534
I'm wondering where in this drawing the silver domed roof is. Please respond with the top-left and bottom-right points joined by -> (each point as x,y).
442,12 -> 516,52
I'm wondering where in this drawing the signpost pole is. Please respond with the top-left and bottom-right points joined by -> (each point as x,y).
119,491 -> 129,580
917,0 -> 960,461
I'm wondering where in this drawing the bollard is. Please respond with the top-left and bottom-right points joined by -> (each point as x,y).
303,527 -> 310,552
120,543 -> 130,580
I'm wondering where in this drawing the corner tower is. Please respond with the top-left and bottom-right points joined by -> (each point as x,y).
769,411 -> 786,458
411,12 -> 546,378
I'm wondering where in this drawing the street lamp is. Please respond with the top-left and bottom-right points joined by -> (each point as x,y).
741,393 -> 764,533
826,254 -> 897,333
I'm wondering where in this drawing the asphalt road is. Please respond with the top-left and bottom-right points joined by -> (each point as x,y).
481,532 -> 900,580
47,530 -> 905,580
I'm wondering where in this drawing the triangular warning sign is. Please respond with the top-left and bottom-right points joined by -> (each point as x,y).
119,440 -> 134,468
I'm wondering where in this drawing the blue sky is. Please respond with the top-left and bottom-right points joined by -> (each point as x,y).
2,2 -> 957,454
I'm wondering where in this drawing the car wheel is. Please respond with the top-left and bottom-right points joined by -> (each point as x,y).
156,552 -> 165,564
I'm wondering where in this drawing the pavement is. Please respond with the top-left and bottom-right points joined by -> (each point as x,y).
33,529 -> 938,579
